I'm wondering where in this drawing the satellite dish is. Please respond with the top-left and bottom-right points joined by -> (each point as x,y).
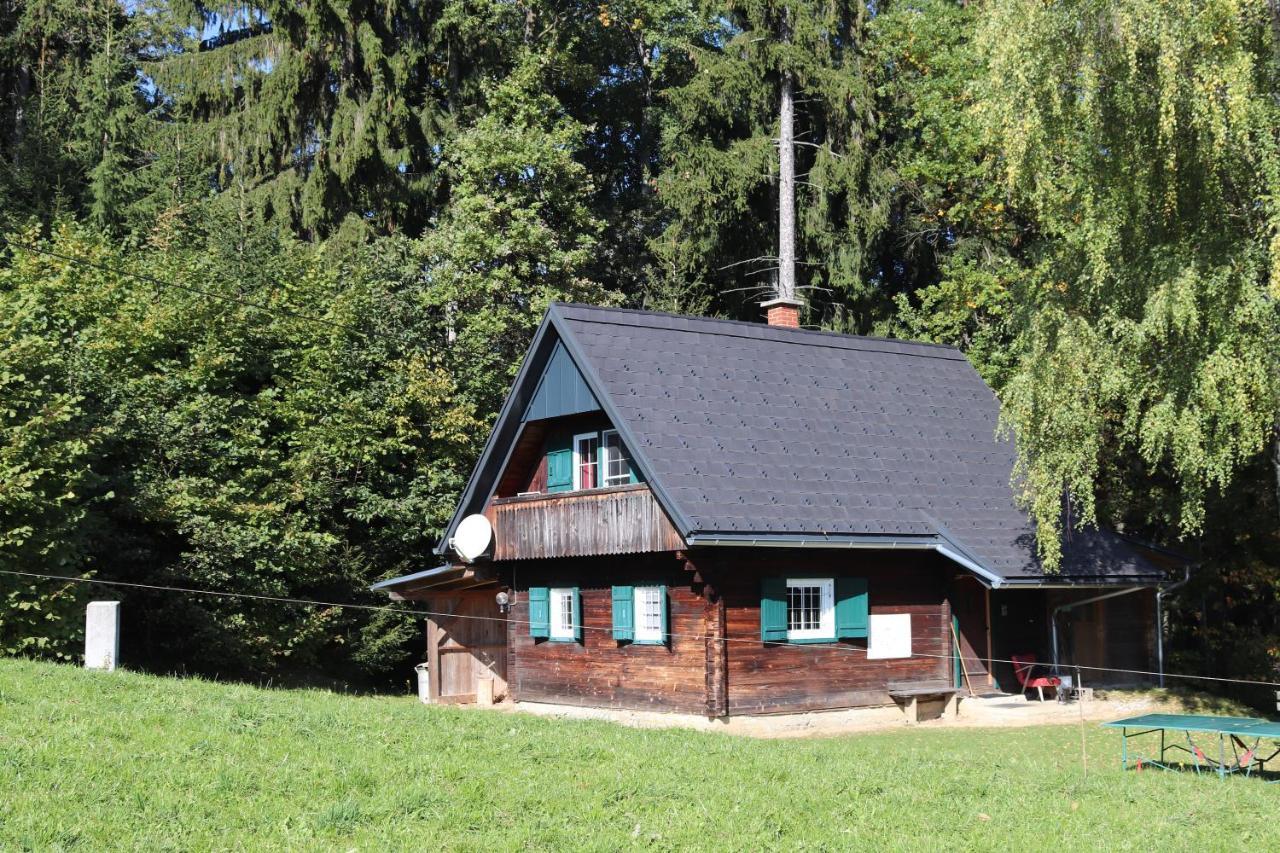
451,514 -> 493,563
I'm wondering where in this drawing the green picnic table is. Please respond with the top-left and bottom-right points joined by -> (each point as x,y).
1102,713 -> 1280,780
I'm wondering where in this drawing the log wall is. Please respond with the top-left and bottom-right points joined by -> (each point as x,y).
697,549 -> 954,714
503,549 -> 957,716
504,554 -> 708,714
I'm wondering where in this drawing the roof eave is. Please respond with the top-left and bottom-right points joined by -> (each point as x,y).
683,531 -> 1006,589
433,311 -> 563,556
370,563 -> 456,592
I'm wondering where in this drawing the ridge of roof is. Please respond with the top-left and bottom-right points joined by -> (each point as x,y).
551,302 -> 969,363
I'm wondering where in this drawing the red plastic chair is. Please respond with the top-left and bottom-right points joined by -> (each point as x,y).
1011,654 -> 1060,701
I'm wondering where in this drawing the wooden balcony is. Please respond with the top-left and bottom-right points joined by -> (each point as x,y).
485,483 -> 685,561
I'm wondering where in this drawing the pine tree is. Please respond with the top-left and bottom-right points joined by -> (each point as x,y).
416,52 -> 616,417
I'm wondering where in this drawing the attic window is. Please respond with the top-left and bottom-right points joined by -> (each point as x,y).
543,429 -> 642,494
573,432 -> 600,490
602,430 -> 635,486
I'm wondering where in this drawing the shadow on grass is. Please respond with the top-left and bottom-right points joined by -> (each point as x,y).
1094,687 -> 1261,717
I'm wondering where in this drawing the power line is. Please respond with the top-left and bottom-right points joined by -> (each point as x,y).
1,570 -> 423,617
1,236 -> 362,335
7,569 -> 1279,690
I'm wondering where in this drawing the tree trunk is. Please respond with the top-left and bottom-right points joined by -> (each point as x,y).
777,69 -> 796,302
1273,426 -> 1280,523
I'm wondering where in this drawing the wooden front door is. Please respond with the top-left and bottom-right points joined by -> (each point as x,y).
426,591 -> 508,704
951,577 -> 991,692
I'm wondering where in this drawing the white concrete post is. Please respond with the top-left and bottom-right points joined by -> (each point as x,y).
85,601 -> 120,671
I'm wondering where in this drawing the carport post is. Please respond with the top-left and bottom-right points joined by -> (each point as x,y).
1155,564 -> 1193,689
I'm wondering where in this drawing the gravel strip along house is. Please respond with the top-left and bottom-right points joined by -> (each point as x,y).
373,302 -> 1173,717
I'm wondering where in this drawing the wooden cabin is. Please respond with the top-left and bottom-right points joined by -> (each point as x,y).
374,302 -> 1169,715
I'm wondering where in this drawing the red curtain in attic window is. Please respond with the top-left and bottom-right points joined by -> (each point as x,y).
575,433 -> 599,489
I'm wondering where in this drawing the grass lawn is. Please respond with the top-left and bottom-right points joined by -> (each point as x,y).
0,658 -> 1274,850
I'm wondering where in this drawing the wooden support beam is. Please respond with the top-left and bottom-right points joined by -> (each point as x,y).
425,614 -> 441,704
704,594 -> 728,718
985,586 -> 994,687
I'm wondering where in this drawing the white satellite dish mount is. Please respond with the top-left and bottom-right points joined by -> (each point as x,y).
450,514 -> 493,563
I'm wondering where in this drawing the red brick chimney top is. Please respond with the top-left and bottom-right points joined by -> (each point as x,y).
760,297 -> 803,328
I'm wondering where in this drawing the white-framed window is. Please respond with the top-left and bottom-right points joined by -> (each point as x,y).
601,429 -> 633,486
786,578 -> 835,641
572,432 -> 600,490
549,587 -> 576,640
634,586 -> 664,643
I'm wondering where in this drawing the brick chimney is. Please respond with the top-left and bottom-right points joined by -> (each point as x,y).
760,296 -> 803,328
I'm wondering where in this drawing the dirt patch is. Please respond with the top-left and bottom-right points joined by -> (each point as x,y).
476,689 -> 1232,739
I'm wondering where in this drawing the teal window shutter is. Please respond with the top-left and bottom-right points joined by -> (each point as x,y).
658,585 -> 668,643
835,577 -> 869,639
529,587 -> 549,638
760,577 -> 787,642
571,586 -> 582,643
612,586 -> 634,641
546,448 -> 572,492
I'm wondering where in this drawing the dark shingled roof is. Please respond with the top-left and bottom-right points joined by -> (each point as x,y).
439,304 -> 1167,586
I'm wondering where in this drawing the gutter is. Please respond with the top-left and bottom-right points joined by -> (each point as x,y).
683,532 -> 1005,589
1155,563 -> 1196,688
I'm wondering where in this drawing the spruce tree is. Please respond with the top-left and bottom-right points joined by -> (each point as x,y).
0,0 -> 150,231
141,1 -> 526,239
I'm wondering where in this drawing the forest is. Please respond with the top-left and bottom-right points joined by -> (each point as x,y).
0,0 -> 1277,695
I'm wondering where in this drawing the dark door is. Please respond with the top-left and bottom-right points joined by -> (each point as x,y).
951,576 -> 991,692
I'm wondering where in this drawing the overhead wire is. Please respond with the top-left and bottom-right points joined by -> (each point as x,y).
6,569 -> 1279,690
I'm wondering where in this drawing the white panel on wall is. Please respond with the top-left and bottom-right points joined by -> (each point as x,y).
867,613 -> 912,660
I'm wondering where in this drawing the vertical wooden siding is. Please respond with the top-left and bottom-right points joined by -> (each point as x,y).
487,485 -> 685,561
424,591 -> 508,704
1047,587 -> 1156,686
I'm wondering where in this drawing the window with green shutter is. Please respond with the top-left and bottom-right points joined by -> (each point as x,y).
762,576 -> 869,643
613,585 -> 667,645
529,587 -> 549,638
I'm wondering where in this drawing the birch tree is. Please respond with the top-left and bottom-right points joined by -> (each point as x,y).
978,0 -> 1280,568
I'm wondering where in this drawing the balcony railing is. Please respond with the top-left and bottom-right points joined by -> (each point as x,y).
486,484 -> 685,561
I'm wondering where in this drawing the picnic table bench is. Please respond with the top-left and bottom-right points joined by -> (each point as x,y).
1102,714 -> 1280,781
888,680 -> 962,724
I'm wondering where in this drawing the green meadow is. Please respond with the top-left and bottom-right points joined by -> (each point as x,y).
0,657 -> 1273,850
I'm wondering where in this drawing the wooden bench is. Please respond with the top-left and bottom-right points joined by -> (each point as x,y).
887,680 -> 962,724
